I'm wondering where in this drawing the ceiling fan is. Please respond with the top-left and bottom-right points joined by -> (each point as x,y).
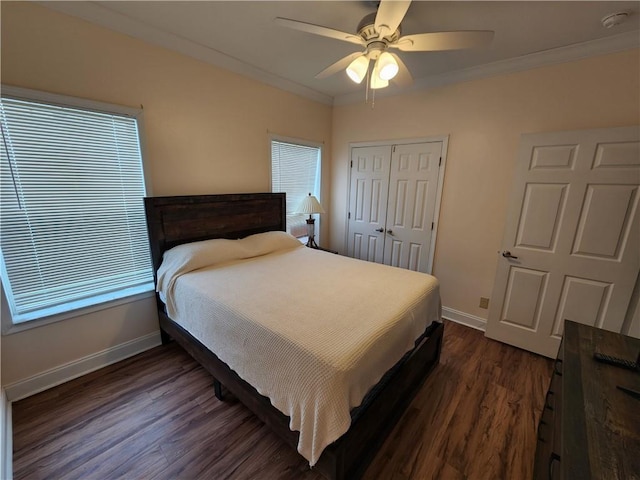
275,0 -> 494,90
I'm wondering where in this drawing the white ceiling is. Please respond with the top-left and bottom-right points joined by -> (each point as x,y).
42,1 -> 640,104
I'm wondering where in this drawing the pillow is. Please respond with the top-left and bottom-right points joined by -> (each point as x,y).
156,231 -> 302,309
241,230 -> 304,254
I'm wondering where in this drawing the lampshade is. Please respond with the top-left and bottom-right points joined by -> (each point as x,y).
346,55 -> 369,84
296,193 -> 325,214
370,59 -> 389,89
377,52 -> 399,81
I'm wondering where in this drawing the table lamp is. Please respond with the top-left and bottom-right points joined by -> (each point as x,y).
296,193 -> 325,248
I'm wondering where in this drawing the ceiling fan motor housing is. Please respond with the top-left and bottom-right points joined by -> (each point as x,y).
366,42 -> 387,59
357,12 -> 400,42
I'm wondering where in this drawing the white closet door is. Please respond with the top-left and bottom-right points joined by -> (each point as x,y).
384,143 -> 443,272
486,126 -> 640,358
347,146 -> 391,263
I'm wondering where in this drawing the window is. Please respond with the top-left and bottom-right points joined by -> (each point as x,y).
0,88 -> 153,327
270,138 -> 322,238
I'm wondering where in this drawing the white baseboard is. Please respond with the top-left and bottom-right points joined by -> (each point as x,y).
442,306 -> 487,331
4,331 -> 162,402
1,389 -> 11,480
2,309 -> 483,402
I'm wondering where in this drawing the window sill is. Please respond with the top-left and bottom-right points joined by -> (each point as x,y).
1,288 -> 156,336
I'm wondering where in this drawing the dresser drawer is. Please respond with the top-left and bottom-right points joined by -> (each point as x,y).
534,321 -> 640,480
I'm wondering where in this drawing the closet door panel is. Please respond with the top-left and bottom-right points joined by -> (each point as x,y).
347,146 -> 391,263
384,143 -> 442,272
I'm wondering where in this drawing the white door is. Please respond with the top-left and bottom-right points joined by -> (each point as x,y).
486,126 -> 640,358
347,145 -> 391,263
347,142 -> 443,274
384,143 -> 442,272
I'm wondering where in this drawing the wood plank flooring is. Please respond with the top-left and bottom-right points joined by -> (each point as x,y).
12,321 -> 552,479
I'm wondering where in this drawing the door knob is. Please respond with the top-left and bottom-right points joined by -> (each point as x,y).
501,251 -> 518,259
387,229 -> 394,236
375,228 -> 384,232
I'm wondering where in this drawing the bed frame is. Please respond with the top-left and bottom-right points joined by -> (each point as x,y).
144,192 -> 443,480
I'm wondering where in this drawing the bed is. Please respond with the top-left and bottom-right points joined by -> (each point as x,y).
144,192 -> 444,480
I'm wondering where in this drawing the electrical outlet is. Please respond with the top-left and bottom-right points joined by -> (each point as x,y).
479,297 -> 490,309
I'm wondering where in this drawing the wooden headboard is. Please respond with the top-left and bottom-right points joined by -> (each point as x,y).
144,193 -> 286,274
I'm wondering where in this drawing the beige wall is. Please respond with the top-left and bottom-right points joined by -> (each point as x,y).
1,2 -> 638,388
0,3 -> 332,386
330,50 -> 640,320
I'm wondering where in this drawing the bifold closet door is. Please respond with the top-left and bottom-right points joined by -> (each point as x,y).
347,145 -> 391,264
384,142 -> 442,272
347,142 -> 443,274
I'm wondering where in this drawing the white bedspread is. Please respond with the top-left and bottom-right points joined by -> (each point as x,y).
159,239 -> 441,465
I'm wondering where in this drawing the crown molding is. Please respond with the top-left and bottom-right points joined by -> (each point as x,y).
37,2 -> 638,107
334,30 -> 640,105
37,2 -> 334,106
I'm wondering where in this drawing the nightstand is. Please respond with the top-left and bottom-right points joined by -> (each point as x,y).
298,236 -> 338,254
308,245 -> 338,254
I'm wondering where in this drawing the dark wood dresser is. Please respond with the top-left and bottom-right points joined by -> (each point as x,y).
534,320 -> 640,480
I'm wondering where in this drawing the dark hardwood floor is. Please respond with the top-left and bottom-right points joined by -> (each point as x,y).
12,321 -> 552,480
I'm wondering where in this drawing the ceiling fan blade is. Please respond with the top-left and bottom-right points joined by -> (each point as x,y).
315,52 -> 365,79
390,53 -> 413,88
274,17 -> 363,45
394,31 -> 495,52
375,0 -> 412,38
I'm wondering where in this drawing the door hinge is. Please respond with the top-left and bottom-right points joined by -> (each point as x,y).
439,157 -> 442,167
348,212 -> 351,219
431,222 -> 434,230
350,160 -> 353,168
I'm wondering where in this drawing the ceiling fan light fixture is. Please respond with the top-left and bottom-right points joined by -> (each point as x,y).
377,52 -> 399,80
370,77 -> 389,89
276,0 -> 495,100
370,59 -> 389,89
346,55 -> 369,84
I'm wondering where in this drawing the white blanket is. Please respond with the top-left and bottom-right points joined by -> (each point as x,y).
158,234 -> 441,465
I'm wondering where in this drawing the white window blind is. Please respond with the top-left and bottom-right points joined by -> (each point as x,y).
271,140 -> 321,237
0,95 -> 153,324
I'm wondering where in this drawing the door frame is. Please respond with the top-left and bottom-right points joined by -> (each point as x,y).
345,135 -> 449,274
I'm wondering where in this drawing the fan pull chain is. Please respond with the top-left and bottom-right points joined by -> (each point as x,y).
365,67 -> 370,104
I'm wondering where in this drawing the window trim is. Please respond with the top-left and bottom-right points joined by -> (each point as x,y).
268,133 -> 324,242
1,85 -> 141,118
1,288 -> 155,336
0,85 -> 154,335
